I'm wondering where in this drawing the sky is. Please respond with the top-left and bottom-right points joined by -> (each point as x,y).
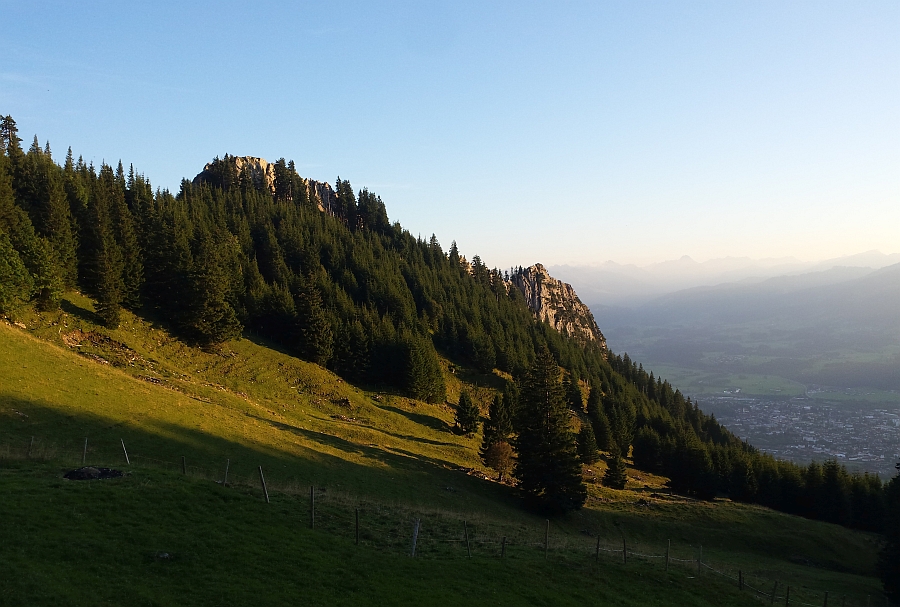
2,1 -> 898,269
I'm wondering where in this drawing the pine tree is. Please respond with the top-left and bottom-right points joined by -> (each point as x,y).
480,392 -> 513,461
577,420 -> 600,464
183,228 -> 243,346
0,227 -> 33,313
454,389 -> 480,436
514,347 -> 587,513
295,276 -> 333,365
587,379 -> 616,453
404,333 -> 445,403
564,371 -> 584,411
82,167 -> 124,326
602,454 -> 627,490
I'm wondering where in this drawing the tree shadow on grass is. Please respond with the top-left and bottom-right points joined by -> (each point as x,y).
372,404 -> 454,434
60,297 -> 104,326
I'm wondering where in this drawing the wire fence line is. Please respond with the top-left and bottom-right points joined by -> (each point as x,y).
1,434 -> 893,607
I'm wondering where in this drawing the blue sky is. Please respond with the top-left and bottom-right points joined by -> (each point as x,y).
3,1 -> 898,268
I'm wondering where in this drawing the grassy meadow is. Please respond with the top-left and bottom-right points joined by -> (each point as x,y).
0,293 -> 891,605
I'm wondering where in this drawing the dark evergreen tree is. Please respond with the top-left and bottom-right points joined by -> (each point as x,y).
454,389 -> 480,436
295,276 -> 333,365
602,454 -> 628,490
404,332 -> 445,403
480,392 -> 513,461
82,166 -> 124,326
587,379 -> 615,453
182,228 -> 243,345
0,227 -> 32,313
577,420 -> 600,464
564,371 -> 584,411
514,347 -> 586,513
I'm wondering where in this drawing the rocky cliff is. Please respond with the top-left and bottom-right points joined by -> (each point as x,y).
192,156 -> 338,215
510,264 -> 606,348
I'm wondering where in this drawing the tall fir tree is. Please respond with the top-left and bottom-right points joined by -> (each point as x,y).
0,227 -> 33,313
602,454 -> 628,490
577,420 -> 600,464
82,166 -> 124,326
514,347 -> 587,513
295,275 -> 333,365
183,227 -> 243,345
454,389 -> 480,436
480,392 -> 513,461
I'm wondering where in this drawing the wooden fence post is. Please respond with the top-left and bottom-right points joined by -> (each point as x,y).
355,508 -> 360,545
222,459 -> 229,486
310,486 -> 315,529
410,519 -> 420,557
596,536 -> 601,563
27,436 -> 33,458
665,539 -> 670,571
770,581 -> 778,606
120,439 -> 130,465
181,456 -> 186,475
698,545 -> 702,573
623,536 -> 627,565
785,586 -> 790,606
463,521 -> 471,557
545,520 -> 550,559
258,466 -> 269,503
82,438 -> 87,465
823,591 -> 828,607
501,536 -> 506,559
739,570 -> 743,590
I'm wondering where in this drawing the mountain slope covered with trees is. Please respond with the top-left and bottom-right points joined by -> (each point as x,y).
0,116 -> 895,590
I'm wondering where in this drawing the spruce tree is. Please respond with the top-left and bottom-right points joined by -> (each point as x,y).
480,392 -> 513,462
404,333 -> 445,403
514,347 -> 587,513
0,227 -> 33,313
577,420 -> 600,465
587,379 -> 616,453
602,454 -> 628,490
564,371 -> 584,411
83,167 -> 124,326
183,228 -> 243,345
295,276 -> 333,365
454,389 -> 480,436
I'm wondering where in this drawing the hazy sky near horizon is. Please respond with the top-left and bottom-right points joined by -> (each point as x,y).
3,1 -> 898,268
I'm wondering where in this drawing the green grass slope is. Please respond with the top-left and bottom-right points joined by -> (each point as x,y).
0,294 -> 890,606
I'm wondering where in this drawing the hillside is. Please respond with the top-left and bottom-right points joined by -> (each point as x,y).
0,118 -> 896,603
0,299 -> 890,606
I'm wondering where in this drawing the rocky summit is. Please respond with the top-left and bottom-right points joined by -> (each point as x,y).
510,264 -> 606,347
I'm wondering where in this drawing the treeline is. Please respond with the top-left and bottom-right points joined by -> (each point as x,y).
0,116 -> 895,547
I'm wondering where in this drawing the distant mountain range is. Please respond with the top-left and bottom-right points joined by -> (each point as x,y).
583,260 -> 900,391
550,251 -> 900,307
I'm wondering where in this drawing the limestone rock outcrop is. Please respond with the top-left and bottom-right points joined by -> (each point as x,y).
509,264 -> 606,348
192,156 -> 338,215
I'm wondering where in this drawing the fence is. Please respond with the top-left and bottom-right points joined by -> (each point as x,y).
1,434 -> 893,607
